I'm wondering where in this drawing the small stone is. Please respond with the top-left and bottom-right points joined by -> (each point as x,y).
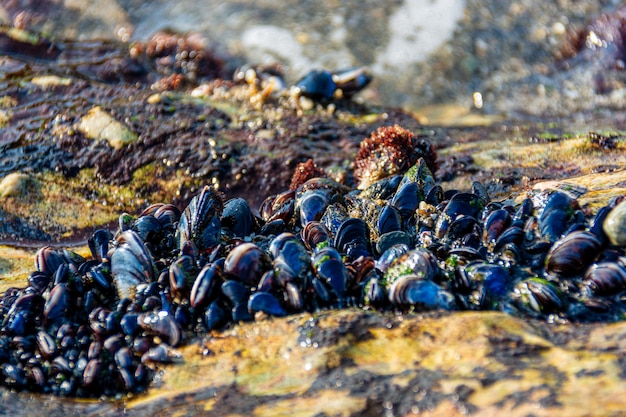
603,199 -> 626,246
77,106 -> 138,150
30,75 -> 72,88
0,173 -> 36,199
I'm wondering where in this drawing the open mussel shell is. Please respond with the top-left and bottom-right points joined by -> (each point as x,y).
331,67 -> 372,98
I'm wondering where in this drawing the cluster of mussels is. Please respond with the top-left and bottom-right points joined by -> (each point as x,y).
2,125 -> 626,398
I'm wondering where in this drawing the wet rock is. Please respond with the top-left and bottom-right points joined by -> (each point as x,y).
1,310 -> 623,416
0,173 -> 36,198
77,106 -> 138,149
604,200 -> 626,246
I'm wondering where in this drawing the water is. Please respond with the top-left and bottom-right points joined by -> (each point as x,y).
2,0 -> 623,116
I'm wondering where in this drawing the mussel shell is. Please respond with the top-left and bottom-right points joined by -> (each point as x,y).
584,262 -> 626,296
224,243 -> 271,286
248,292 -> 287,317
221,280 -> 251,306
603,199 -> 626,246
384,248 -> 442,287
88,229 -> 113,262
169,255 -> 197,300
141,344 -> 182,364
377,205 -> 402,235
538,191 -> 576,243
177,185 -> 223,251
272,236 -> 311,281
316,258 -> 349,302
204,300 -> 230,332
376,231 -> 411,257
296,69 -> 336,100
43,283 -> 72,326
391,181 -> 421,220
131,215 -> 163,248
359,175 -> 401,200
545,231 -> 603,278
301,221 -> 330,251
222,198 -> 255,238
111,231 -> 157,299
362,273 -> 388,308
483,209 -> 512,246
332,67 -> 372,97
435,193 -> 486,239
298,190 -> 329,228
388,275 -> 452,309
139,311 -> 181,346
35,330 -> 57,360
423,184 -> 443,206
190,263 -> 223,309
35,247 -> 65,277
334,217 -> 370,255
513,198 -> 534,226
514,277 -> 566,314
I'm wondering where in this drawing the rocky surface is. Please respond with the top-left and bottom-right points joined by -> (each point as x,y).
2,311 -> 626,416
2,8 -> 626,416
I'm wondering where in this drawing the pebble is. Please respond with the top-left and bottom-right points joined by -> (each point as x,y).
0,173 -> 36,199
77,106 -> 138,150
603,199 -> 626,246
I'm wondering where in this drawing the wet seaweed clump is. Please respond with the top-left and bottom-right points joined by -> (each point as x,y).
2,124 -> 626,399
354,125 -> 438,190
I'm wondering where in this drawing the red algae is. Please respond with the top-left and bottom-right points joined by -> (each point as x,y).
289,159 -> 327,190
354,125 -> 437,190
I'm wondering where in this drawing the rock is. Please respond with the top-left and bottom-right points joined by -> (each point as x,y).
77,106 -> 138,149
0,173 -> 36,199
30,75 -> 71,88
603,199 -> 626,246
2,310 -> 625,416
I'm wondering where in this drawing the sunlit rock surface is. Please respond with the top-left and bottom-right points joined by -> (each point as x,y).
1,311 -> 626,416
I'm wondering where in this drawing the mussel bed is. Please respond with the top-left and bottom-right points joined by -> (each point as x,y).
1,135 -> 626,398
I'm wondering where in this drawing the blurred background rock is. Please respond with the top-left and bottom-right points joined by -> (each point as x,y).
1,0 -> 625,121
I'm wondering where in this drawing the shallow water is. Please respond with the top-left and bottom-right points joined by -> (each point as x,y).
3,0 -> 623,116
